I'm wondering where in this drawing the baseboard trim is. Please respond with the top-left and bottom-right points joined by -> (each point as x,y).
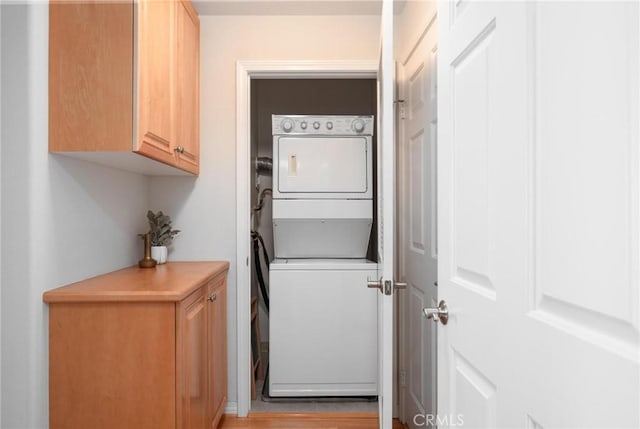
220,413 -> 408,428
224,401 -> 238,415
246,412 -> 379,419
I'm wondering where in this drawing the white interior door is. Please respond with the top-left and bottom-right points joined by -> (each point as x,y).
376,0 -> 395,428
399,18 -> 438,429
437,1 -> 640,427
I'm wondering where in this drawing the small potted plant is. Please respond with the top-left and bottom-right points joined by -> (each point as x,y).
146,210 -> 180,264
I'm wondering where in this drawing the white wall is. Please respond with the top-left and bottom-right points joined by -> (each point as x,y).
149,13 -> 380,407
1,4 -> 150,427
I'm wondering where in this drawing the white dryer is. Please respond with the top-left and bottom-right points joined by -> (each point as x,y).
269,115 -> 378,397
271,115 -> 374,259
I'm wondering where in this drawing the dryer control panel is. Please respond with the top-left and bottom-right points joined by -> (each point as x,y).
272,115 -> 374,136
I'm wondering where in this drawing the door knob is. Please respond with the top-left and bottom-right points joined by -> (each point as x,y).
423,300 -> 448,325
367,277 -> 383,293
174,146 -> 185,154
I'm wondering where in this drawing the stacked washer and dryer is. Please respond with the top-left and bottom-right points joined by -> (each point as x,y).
268,115 -> 378,398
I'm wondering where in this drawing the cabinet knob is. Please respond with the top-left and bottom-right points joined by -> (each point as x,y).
208,293 -> 217,302
174,146 -> 185,154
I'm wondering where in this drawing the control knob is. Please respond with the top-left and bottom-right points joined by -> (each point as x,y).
326,121 -> 333,130
352,119 -> 365,133
300,121 -> 308,130
281,119 -> 294,132
313,121 -> 321,130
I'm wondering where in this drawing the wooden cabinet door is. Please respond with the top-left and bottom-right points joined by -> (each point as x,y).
136,0 -> 175,164
208,277 -> 227,428
49,303 -> 176,429
175,0 -> 200,174
49,2 -> 133,153
179,288 -> 208,429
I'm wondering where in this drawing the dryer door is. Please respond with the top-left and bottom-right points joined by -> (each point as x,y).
274,136 -> 372,199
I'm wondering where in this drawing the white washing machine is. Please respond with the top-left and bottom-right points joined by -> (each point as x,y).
269,115 -> 378,397
269,259 -> 378,397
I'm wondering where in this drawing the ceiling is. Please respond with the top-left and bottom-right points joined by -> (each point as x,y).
192,0 -> 385,16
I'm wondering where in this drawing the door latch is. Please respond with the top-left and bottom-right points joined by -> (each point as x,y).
368,278 -> 408,295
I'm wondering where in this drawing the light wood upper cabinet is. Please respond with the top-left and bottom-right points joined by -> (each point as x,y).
175,0 -> 200,174
49,2 -> 134,153
49,0 -> 200,176
136,0 -> 175,166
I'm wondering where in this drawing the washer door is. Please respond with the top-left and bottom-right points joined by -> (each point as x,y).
274,136 -> 372,199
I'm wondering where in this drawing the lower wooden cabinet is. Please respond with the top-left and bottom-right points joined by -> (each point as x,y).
208,278 -> 228,427
44,262 -> 228,429
179,274 -> 227,429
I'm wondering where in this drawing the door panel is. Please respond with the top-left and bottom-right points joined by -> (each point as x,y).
399,18 -> 438,429
452,25 -> 494,292
136,0 -> 174,162
534,1 -> 636,340
451,351 -> 496,428
377,0 -> 395,427
524,2 -> 639,425
438,1 -> 640,427
175,0 -> 200,174
439,1 -> 530,425
210,279 -> 227,428
181,290 -> 207,429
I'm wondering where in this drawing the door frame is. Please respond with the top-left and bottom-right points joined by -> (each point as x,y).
235,59 -> 377,417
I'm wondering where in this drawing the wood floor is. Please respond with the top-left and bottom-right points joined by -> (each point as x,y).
220,413 -> 406,429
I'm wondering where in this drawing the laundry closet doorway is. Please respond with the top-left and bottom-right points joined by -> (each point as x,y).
235,61 -> 379,417
251,79 -> 378,410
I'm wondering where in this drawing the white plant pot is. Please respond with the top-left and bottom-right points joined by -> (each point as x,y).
151,246 -> 168,264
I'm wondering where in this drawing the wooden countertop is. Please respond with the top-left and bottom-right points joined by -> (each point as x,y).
43,261 -> 229,303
